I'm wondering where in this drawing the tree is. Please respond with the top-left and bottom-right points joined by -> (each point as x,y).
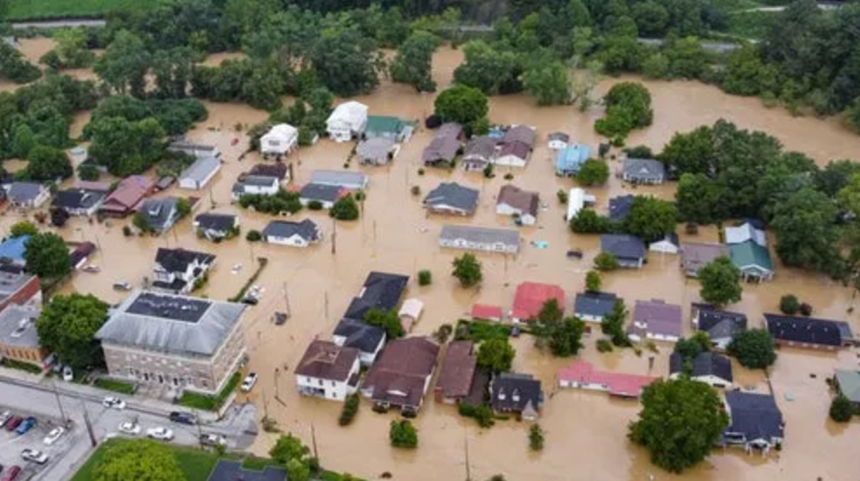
476,339 -> 515,373
594,82 -> 653,138
51,207 -> 70,228
577,159 -> 609,186
26,145 -> 73,181
528,424 -> 545,451
673,333 -> 712,370
93,439 -> 186,481
389,420 -> 418,448
269,433 -> 311,467
11,124 -> 35,159
452,253 -> 483,288
522,61 -> 571,106
95,30 -> 152,97
697,257 -> 742,307
585,270 -> 601,292
779,294 -> 800,315
829,395 -> 855,423
659,126 -> 715,176
601,299 -> 629,346
628,379 -> 729,473
675,173 -> 725,224
418,269 -> 432,286
537,298 -> 564,325
593,252 -> 619,272
10,221 -> 38,238
330,195 -> 359,221
453,40 -> 521,95
311,29 -> 380,97
771,188 -> 839,272
390,31 -> 440,92
569,209 -> 611,233
632,1 -> 669,37
0,41 -> 41,84
24,232 -> 71,280
624,196 -> 677,243
548,317 -> 585,357
36,293 -> 108,370
175,198 -> 191,219
727,328 -> 777,370
286,459 -> 311,481
434,84 -> 489,127
364,308 -> 404,339
88,117 -> 166,176
43,27 -> 96,69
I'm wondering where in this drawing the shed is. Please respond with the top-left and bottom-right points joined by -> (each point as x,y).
648,233 -> 680,254
398,298 -> 424,332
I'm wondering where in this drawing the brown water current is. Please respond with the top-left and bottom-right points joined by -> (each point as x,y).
1,44 -> 859,480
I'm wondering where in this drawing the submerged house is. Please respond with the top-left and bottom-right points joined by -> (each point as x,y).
574,291 -> 619,324
8,182 -> 49,209
600,234 -> 646,269
326,101 -> 368,143
423,123 -> 463,167
496,185 -> 540,226
356,137 -> 398,166
680,243 -> 729,278
137,197 -> 181,234
721,391 -> 784,455
295,340 -> 360,402
461,136 -> 498,172
439,225 -> 520,254
424,182 -> 479,216
555,144 -> 591,177
151,248 -> 216,295
434,340 -> 479,404
628,299 -> 682,343
100,176 -> 154,217
729,241 -> 774,281
669,351 -> 734,388
363,115 -> 413,143
361,337 -> 440,414
260,124 -> 299,157
178,156 -> 221,190
764,314 -> 853,350
511,282 -> 565,323
558,360 -> 656,399
491,372 -> 543,421
52,188 -> 106,217
261,220 -> 321,248
494,125 -> 536,167
692,303 -> 747,350
193,213 -> 239,241
622,158 -> 665,184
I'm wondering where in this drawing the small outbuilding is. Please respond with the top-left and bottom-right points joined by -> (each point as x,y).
398,298 -> 424,333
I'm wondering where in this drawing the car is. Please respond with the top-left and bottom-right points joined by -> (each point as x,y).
146,427 -> 174,441
240,373 -> 258,392
5,416 -> 22,432
21,448 -> 48,464
62,366 -> 73,382
168,411 -> 197,425
117,421 -> 141,436
43,427 -> 65,445
15,417 -> 36,435
112,281 -> 132,291
102,397 -> 126,410
0,411 -> 11,428
199,433 -> 227,447
1,466 -> 21,481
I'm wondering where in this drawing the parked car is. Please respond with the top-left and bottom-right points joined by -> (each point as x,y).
168,412 -> 196,425
240,373 -> 258,392
21,448 -> 48,464
112,281 -> 132,291
1,466 -> 21,481
117,421 -> 141,436
102,397 -> 126,410
199,433 -> 227,447
146,427 -> 174,441
0,411 -> 11,428
43,427 -> 65,445
15,417 -> 36,435
5,416 -> 22,432
62,366 -> 73,382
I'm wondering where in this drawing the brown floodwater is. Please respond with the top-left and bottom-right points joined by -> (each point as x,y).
2,44 -> 859,480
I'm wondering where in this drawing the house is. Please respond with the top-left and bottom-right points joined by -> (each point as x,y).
494,125 -> 536,167
295,340 -> 360,401
557,360 -> 656,399
194,213 -> 239,241
0,305 -> 47,370
721,391 -> 784,454
310,170 -> 368,190
52,188 -> 106,216
729,240 -> 774,281
248,163 -> 289,181
363,115 -> 413,143
332,319 -> 386,366
75,181 -> 111,193
7,182 -> 49,209
461,136 -> 498,171
566,188 -> 588,222
622,158 -> 665,184
555,144 -> 591,177
356,137 -> 398,166
137,198 -> 180,234
178,157 -> 221,190
96,291 -> 247,395
344,272 -> 410,321
547,132 -> 569,150
423,123 -> 463,166
608,194 -> 635,222
628,299 -> 683,343
168,141 -> 220,159
100,176 -> 155,217
434,340 -> 477,404
669,352 -> 733,388
231,175 -> 280,201
205,460 -> 286,481
151,248 -> 216,295
299,183 -> 348,209
397,298 -> 423,333
490,372 -> 542,421
511,282 -> 565,323
496,185 -> 540,226
262,219 -> 321,248
680,243 -> 729,278
648,232 -> 680,254
0,238 -> 30,268
0,266 -> 41,311
439,225 -> 520,254
326,101 -> 368,142
70,242 -> 96,270
834,370 -> 860,410
725,221 -> 766,246
574,291 -> 618,323
692,303 -> 747,350
600,234 -> 646,268
260,124 -> 299,157
424,182 -> 479,216
361,337 -> 440,414
764,313 -> 853,350
471,304 -> 503,322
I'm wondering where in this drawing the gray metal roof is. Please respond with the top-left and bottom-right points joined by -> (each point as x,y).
601,234 -> 646,260
311,170 -> 368,189
356,137 -> 395,160
179,157 -> 220,183
424,183 -> 479,213
262,219 -> 319,241
0,305 -> 41,348
8,182 -> 44,202
138,197 -> 178,232
96,290 -> 246,357
623,158 -> 665,179
439,225 -> 520,247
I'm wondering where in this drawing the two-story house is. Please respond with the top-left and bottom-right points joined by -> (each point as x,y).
295,340 -> 360,402
151,248 -> 216,295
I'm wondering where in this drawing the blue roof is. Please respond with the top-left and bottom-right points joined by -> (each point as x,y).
555,144 -> 591,173
0,235 -> 30,262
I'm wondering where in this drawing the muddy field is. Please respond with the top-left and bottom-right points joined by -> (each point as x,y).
3,39 -> 860,480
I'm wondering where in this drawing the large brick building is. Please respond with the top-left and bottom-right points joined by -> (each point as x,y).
0,266 -> 41,311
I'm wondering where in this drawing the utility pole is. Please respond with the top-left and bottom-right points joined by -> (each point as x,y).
324,291 -> 329,321
283,282 -> 291,317
331,218 -> 337,255
262,387 -> 269,419
464,428 -> 472,481
310,422 -> 319,461
51,380 -> 67,424
81,401 -> 97,447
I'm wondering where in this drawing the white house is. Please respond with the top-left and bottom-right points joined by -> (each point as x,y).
178,157 -> 221,190
648,233 -> 680,254
496,185 -> 539,226
566,188 -> 585,222
295,340 -> 361,402
260,124 -> 299,157
547,132 -> 569,151
151,248 -> 216,295
326,101 -> 368,143
231,175 -> 280,201
7,183 -> 50,209
669,352 -> 733,388
262,219 -> 321,248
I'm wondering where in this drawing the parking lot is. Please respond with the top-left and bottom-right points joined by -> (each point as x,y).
0,408 -> 75,480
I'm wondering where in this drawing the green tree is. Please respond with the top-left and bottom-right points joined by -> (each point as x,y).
594,82 -> 652,138
10,220 -> 38,238
11,124 -> 35,159
577,159 -> 609,186
286,459 -> 311,481
48,27 -> 96,69
36,293 -> 108,370
720,46 -> 778,97
418,269 -> 432,286
453,40 -> 521,95
585,270 -> 601,292
632,1 -> 669,37
434,84 -> 489,128
664,37 -> 707,79
697,257 -> 742,308
311,29 -> 380,97
389,420 -> 418,448
628,379 -> 729,473
364,308 -> 404,339
26,145 -> 73,181
476,338 -> 515,373
601,299 -> 629,346
528,424 -> 545,451
548,317 -> 585,357
593,252 -> 619,272
175,198 -> 191,219
641,52 -> 670,79
523,61 -> 571,106
771,188 -> 839,272
624,196 -> 677,243
269,433 -> 311,466
330,195 -> 359,221
95,30 -> 152,97
390,30 -> 440,92
779,294 -> 800,315
673,332 -> 712,370
24,232 -> 71,280
569,209 -> 611,234
93,439 -> 186,481
452,253 -> 483,288
675,173 -> 725,224
0,41 -> 41,84
537,298 -> 564,325
88,117 -> 166,176
829,395 -> 855,423
659,126 -> 714,176
727,328 -> 777,370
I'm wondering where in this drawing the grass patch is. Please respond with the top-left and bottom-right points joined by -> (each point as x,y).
0,358 -> 44,374
7,0 -> 153,21
93,377 -> 136,395
320,471 -> 367,481
454,319 -> 511,342
177,371 -> 240,411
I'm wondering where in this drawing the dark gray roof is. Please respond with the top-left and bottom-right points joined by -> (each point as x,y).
8,182 -> 44,202
52,189 -> 105,210
424,182 -> 479,213
491,372 -> 542,413
237,175 -> 278,188
194,213 -> 236,232
623,158 -> 665,179
344,272 -> 409,320
764,313 -> 851,347
423,136 -> 460,163
608,195 -> 635,221
0,305 -> 41,348
574,291 -> 618,318
669,352 -> 733,382
138,197 -> 178,231
724,391 -> 784,442
333,318 -> 385,353
549,132 -> 570,142
503,125 -> 536,147
300,183 -> 344,203
155,248 -> 215,273
693,303 -> 747,333
206,460 -> 286,481
262,219 -> 319,241
600,234 -> 646,261
464,136 -> 497,159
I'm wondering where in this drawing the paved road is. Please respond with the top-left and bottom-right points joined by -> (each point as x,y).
11,20 -> 106,30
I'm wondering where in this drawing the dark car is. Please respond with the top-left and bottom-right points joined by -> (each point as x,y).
15,417 -> 36,435
168,412 -> 197,425
4,416 -> 22,432
1,466 -> 21,481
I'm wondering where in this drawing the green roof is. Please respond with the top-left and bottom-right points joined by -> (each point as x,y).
365,116 -> 408,135
729,240 -> 774,272
835,369 -> 860,402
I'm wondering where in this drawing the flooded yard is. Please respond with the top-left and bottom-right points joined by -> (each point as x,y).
2,44 -> 859,480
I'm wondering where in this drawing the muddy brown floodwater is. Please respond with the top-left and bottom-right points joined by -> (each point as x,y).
1,43 -> 859,480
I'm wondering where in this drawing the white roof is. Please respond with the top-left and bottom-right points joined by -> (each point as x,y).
566,188 -> 585,221
398,298 -> 424,320
327,101 -> 368,126
725,223 -> 766,247
262,123 -> 298,141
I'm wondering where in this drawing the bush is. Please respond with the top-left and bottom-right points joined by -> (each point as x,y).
799,302 -> 813,316
503,173 -> 514,180
389,420 -> 418,448
417,168 -> 425,176
528,424 -> 544,451
594,252 -> 619,272
307,200 -> 324,210
556,189 -> 568,204
331,195 -> 359,221
239,190 -> 302,216
246,230 -> 262,242
177,372 -> 241,411
339,394 -> 360,426
458,402 -> 495,428
483,163 -> 494,178
829,395 -> 855,423
418,269 -> 432,286
779,294 -> 800,315
411,185 -> 421,196
596,339 -> 613,353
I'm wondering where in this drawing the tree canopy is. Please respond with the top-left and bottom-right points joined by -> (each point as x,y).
697,257 -> 742,307
727,328 -> 777,370
452,253 -> 483,288
623,196 -> 677,243
390,31 -> 441,92
434,84 -> 489,130
25,145 -> 73,181
24,232 -> 71,280
93,440 -> 186,481
595,82 -> 653,139
36,293 -> 109,371
476,338 -> 515,373
364,308 -> 404,339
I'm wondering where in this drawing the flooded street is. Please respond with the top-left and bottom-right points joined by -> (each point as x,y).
2,44 -> 860,480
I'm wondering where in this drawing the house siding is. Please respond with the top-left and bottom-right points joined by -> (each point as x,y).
266,234 -> 312,248
439,238 -> 518,254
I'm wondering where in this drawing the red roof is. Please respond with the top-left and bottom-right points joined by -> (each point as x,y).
558,360 -> 657,398
101,176 -> 154,213
472,304 -> 503,320
511,282 -> 565,321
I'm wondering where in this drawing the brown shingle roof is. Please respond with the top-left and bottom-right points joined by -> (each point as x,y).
102,176 -> 154,213
497,185 -> 539,216
295,340 -> 359,382
363,337 -> 440,408
435,341 -> 477,400
503,125 -> 535,147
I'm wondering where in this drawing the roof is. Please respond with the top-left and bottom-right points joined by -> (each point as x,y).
472,304 -> 503,320
295,340 -> 359,382
194,213 -> 237,232
248,163 -> 289,180
632,300 -> 683,338
102,176 -> 154,211
206,460 -> 286,481
512,282 -> 565,320
729,241 -> 774,272
179,157 -> 220,183
724,391 -> 784,441
548,132 -> 569,142
424,183 -> 479,214
236,175 -> 278,188
502,125 -> 536,147
491,372 -> 542,412
138,197 -> 178,231
669,352 -> 733,382
555,144 -> 591,171
725,222 -> 767,246
365,115 -> 409,135
0,305 -> 41,348
96,290 -> 246,357
437,122 -> 463,139
168,141 -> 218,157
344,272 -> 410,321
8,182 -> 45,202
498,141 -> 531,160
52,189 -> 105,210
623,158 -> 664,179
566,188 -> 586,221
608,195 -> 635,221
75,181 -> 111,192
300,183 -> 346,203
681,243 -> 729,274
650,232 -> 679,248
333,319 -> 386,353
155,248 -> 215,273
693,303 -> 747,333
262,219 -> 319,242
764,313 -> 851,347
439,225 -> 520,248
364,337 -> 440,407
423,135 -> 460,163
310,170 -> 368,189
558,360 -> 656,397
70,242 -> 96,267
398,298 -> 423,320
0,235 -> 30,262
261,123 -> 297,142
0,266 -> 37,301
357,137 -> 395,160
497,185 -> 539,217
463,136 -> 497,159
435,341 -> 477,399
574,291 -> 618,318
600,234 -> 646,261
835,370 -> 860,403
327,101 -> 368,126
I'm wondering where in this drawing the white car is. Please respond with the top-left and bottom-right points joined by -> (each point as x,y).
21,448 -> 49,464
42,427 -> 65,445
240,373 -> 258,392
146,427 -> 174,441
199,433 -> 227,447
118,421 -> 141,436
0,410 -> 11,427
102,397 -> 126,410
62,366 -> 74,382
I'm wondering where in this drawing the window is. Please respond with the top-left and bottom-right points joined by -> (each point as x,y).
318,379 -> 323,386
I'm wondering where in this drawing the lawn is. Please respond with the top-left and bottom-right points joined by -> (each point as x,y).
93,377 -> 136,395
177,371 -> 240,411
6,0 -> 154,21
455,319 -> 512,342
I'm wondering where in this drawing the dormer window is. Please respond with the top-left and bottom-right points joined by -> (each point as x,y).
497,388 -> 506,400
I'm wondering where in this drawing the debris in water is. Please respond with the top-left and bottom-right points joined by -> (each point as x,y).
531,240 -> 549,249
784,393 -> 795,402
